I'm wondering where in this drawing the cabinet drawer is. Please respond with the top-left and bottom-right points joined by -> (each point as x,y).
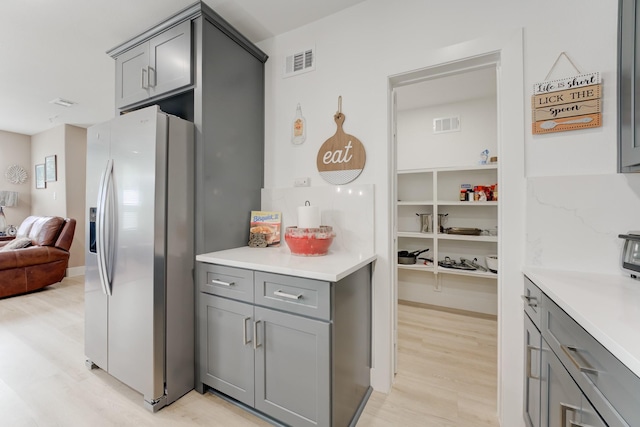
523,275 -> 542,328
254,272 -> 331,320
198,263 -> 254,303
542,294 -> 638,427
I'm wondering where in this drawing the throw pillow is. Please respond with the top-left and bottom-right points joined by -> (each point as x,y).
1,237 -> 32,251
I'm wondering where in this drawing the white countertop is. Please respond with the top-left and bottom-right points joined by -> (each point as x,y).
523,267 -> 640,378
196,246 -> 377,282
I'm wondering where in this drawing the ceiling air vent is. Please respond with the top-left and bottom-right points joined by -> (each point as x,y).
284,47 -> 315,78
49,98 -> 77,107
433,116 -> 461,134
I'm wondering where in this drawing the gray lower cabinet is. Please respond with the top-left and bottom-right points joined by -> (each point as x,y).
541,338 -> 583,427
254,306 -> 330,426
200,294 -> 255,406
523,314 -> 541,427
524,276 -> 636,427
197,262 -> 372,427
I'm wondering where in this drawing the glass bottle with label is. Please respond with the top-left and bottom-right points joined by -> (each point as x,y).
292,103 -> 306,145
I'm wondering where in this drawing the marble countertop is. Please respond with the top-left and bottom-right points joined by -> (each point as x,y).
197,246 -> 377,282
523,267 -> 640,378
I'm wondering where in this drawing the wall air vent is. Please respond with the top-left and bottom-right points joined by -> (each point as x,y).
433,116 -> 461,134
284,47 -> 315,78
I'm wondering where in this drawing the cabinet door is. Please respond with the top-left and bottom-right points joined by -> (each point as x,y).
541,339 -> 582,427
524,314 -> 542,427
149,20 -> 191,99
618,0 -> 640,172
115,42 -> 150,108
199,293 -> 254,406
254,306 -> 330,427
580,398 -> 607,427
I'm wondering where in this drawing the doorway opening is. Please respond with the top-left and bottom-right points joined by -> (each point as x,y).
389,53 -> 501,425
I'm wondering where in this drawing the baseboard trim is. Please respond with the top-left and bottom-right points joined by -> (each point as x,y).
66,266 -> 85,277
398,299 -> 498,321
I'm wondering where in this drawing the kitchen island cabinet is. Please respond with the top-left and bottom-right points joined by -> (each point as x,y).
196,248 -> 375,427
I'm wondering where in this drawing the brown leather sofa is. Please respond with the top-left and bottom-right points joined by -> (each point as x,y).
0,216 -> 76,298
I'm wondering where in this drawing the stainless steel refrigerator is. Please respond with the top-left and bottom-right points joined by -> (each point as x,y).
84,105 -> 194,412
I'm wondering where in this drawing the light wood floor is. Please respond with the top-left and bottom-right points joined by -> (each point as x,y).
0,277 -> 498,426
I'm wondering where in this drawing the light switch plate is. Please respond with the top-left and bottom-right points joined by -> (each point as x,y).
294,177 -> 310,187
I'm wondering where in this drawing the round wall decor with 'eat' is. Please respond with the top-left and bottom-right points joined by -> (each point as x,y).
316,109 -> 366,185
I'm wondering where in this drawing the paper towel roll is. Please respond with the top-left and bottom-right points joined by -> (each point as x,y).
298,205 -> 320,229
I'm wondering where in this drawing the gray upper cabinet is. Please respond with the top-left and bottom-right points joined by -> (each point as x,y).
618,0 -> 640,172
540,339 -> 583,427
115,20 -> 192,109
108,2 -> 268,256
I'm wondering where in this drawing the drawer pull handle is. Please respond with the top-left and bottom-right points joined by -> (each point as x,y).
141,67 -> 148,89
242,317 -> 251,345
526,345 -> 540,380
211,279 -> 235,287
561,345 -> 598,375
521,294 -> 538,307
274,290 -> 302,300
570,421 -> 595,427
253,320 -> 262,350
560,402 -> 579,427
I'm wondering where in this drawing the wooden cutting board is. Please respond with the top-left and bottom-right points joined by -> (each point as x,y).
316,112 -> 366,185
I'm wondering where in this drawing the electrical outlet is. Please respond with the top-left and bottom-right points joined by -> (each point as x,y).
294,177 -> 310,187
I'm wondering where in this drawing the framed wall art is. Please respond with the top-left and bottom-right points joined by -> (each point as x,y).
45,155 -> 57,182
35,164 -> 46,189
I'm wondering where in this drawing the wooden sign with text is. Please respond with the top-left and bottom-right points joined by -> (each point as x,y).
317,113 -> 366,185
531,72 -> 602,134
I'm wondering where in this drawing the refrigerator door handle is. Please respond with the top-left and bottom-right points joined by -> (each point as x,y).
97,159 -> 114,296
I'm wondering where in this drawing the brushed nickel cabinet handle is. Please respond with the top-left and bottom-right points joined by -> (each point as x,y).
274,289 -> 302,300
242,317 -> 251,345
561,345 -> 598,375
210,279 -> 235,287
570,421 -> 595,427
253,320 -> 262,350
521,294 -> 538,307
141,67 -> 148,89
560,402 -> 579,427
526,345 -> 540,380
148,66 -> 156,87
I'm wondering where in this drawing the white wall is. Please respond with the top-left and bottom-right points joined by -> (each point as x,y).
65,125 -> 87,270
397,96 -> 498,170
257,1 -> 619,425
0,130 -> 31,226
31,124 -> 86,272
31,125 -> 66,216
